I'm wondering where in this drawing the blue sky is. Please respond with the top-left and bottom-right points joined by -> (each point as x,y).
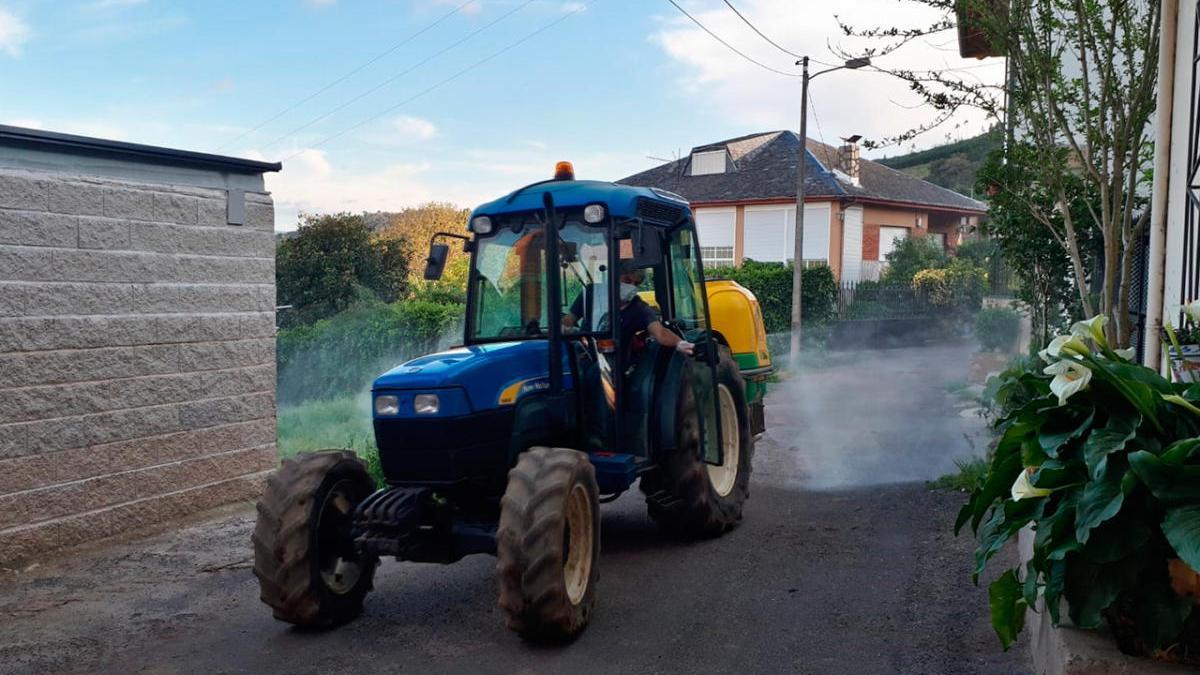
0,0 -> 1003,230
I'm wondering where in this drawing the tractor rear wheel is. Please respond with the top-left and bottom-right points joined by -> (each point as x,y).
252,450 -> 378,628
496,447 -> 600,642
643,345 -> 754,538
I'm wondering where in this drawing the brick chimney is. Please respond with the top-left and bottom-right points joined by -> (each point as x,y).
838,135 -> 862,186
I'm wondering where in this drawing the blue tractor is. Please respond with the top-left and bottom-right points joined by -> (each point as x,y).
253,163 -> 768,641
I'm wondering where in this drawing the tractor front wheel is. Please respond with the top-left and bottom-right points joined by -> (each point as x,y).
496,447 -> 600,642
252,450 -> 378,628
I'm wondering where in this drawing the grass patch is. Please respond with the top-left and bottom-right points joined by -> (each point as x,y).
928,457 -> 989,492
277,395 -> 384,483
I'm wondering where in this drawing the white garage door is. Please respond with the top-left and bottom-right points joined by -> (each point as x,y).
841,205 -> 864,282
879,226 -> 908,261
694,207 -> 736,266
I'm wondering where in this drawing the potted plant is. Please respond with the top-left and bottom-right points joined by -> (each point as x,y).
964,315 -> 1200,663
1165,301 -> 1200,384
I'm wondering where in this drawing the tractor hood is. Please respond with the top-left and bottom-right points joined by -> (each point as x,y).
372,341 -> 564,412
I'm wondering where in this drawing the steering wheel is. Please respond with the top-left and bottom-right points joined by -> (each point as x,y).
595,311 -> 611,332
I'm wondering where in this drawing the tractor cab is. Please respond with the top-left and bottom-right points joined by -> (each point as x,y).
420,162 -> 728,486
253,163 -> 767,643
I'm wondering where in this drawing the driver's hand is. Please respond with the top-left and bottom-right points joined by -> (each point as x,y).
675,340 -> 695,356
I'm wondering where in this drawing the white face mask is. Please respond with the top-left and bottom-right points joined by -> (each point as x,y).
619,283 -> 639,303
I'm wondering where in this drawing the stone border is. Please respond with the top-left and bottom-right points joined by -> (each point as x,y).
1018,528 -> 1193,674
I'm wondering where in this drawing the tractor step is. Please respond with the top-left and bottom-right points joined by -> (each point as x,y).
644,488 -> 682,510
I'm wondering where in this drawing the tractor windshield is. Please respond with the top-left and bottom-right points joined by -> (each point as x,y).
469,219 -> 610,341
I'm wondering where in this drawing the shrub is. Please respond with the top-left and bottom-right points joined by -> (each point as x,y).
955,238 -> 999,267
962,317 -> 1200,654
706,260 -> 836,334
975,307 -> 1022,352
277,297 -> 465,404
912,259 -> 986,316
881,235 -> 949,286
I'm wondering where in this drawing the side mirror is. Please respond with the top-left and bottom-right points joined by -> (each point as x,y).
424,243 -> 449,280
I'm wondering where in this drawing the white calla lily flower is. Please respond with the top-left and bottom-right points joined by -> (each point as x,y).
1071,315 -> 1109,347
1044,359 -> 1092,406
1011,467 -> 1052,501
1114,347 -> 1135,361
1038,334 -> 1090,363
1180,300 -> 1200,325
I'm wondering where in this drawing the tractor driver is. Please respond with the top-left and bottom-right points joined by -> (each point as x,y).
562,263 -> 695,359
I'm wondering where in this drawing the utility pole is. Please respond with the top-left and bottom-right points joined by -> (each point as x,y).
787,55 -> 871,372
788,56 -> 810,372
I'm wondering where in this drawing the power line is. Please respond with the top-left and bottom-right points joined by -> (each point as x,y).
219,0 -> 477,153
279,1 -> 592,162
720,0 -> 800,58
664,0 -> 798,78
261,0 -> 537,153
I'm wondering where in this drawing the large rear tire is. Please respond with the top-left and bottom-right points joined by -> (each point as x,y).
252,450 -> 378,628
496,447 -> 600,642
642,345 -> 754,538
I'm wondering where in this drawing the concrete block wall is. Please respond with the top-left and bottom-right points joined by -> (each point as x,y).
0,167 -> 277,564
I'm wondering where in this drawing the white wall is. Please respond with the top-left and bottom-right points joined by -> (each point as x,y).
1164,0 -> 1196,322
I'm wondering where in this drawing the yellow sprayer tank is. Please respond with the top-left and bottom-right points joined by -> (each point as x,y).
642,279 -> 772,432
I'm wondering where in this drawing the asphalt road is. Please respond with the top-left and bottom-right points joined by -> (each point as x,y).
0,342 -> 1029,675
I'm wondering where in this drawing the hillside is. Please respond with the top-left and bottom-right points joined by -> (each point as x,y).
876,130 -> 1001,198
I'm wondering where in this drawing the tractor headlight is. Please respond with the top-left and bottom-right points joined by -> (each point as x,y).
470,215 -> 493,234
583,204 -> 606,224
374,395 -> 400,416
413,393 -> 440,415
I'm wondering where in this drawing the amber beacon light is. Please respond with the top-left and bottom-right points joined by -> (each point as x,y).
553,161 -> 575,181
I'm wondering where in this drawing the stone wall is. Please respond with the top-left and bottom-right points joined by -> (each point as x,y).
0,167 -> 276,563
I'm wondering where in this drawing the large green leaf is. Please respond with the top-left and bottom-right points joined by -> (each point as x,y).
1035,494 -> 1081,562
1162,505 -> 1200,572
989,569 -> 1027,650
1037,409 -> 1095,458
974,500 -> 1044,581
1064,555 -> 1145,629
1074,474 -> 1125,544
1044,559 -> 1067,625
1161,438 -> 1200,464
1104,360 -> 1173,393
1081,515 -> 1150,564
1129,576 -> 1196,652
1129,451 -> 1200,505
971,451 -> 1024,533
1032,458 -> 1086,489
1080,414 -> 1139,481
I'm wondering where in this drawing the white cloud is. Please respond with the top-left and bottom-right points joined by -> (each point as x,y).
2,117 -> 43,129
435,0 -> 481,15
263,148 -> 438,230
0,8 -> 31,57
305,0 -> 336,6
391,115 -> 437,141
652,0 -> 1005,153
561,2 -> 586,12
83,0 -> 150,10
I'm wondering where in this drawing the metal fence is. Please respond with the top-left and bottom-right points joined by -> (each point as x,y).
836,281 -> 932,320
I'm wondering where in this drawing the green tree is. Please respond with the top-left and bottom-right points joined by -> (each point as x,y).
276,213 -> 409,327
926,153 -> 976,195
840,0 -> 1160,347
367,202 -> 471,289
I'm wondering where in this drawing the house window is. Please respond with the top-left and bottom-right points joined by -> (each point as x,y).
700,246 -> 735,268
690,150 -> 726,176
878,226 -> 908,260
